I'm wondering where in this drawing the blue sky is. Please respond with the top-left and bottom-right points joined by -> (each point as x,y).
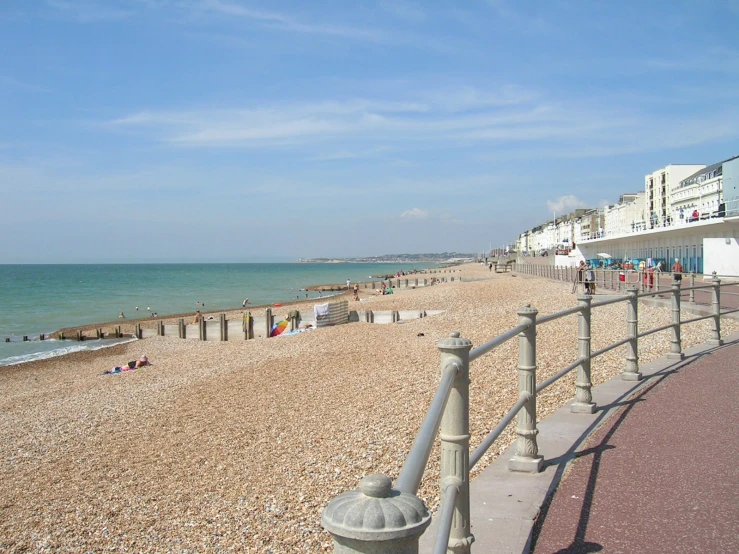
1,0 -> 738,262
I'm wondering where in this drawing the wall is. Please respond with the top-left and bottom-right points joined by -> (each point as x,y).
703,237 -> 739,277
723,157 -> 739,216
554,254 -> 579,267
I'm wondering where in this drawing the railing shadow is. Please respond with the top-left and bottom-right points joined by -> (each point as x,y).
528,342 -> 735,553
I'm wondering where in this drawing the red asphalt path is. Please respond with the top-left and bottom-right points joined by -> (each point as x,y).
532,341 -> 739,554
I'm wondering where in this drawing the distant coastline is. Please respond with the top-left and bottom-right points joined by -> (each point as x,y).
297,252 -> 474,264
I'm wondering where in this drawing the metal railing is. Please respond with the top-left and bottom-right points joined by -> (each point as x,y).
321,274 -> 739,553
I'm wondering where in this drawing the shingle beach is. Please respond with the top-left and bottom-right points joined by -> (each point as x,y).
2,263 -> 736,553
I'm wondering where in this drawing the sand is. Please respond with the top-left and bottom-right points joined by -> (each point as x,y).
2,263 -> 736,553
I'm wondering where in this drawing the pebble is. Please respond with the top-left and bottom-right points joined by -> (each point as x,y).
1,263 -> 735,552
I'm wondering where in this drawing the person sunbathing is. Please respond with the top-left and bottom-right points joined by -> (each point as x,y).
102,355 -> 150,375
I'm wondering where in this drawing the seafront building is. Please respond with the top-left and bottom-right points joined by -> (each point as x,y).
644,164 -> 705,227
514,154 -> 739,277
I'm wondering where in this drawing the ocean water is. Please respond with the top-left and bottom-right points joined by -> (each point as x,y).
0,263 -> 438,366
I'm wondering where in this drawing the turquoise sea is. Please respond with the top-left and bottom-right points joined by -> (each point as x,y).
0,262 -> 438,366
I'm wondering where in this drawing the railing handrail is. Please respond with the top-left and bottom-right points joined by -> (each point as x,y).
394,361 -> 460,494
322,273 -> 733,553
469,393 -> 530,468
469,322 -> 528,361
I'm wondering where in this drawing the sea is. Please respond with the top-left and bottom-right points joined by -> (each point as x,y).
0,262 -> 439,367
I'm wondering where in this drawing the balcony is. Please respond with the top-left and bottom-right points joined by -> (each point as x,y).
575,198 -> 739,243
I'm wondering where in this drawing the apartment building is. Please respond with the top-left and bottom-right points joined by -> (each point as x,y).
644,164 -> 704,227
603,192 -> 646,236
671,155 -> 739,220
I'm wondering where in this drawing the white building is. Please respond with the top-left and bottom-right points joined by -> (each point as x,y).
645,164 -> 705,228
670,155 -> 739,221
603,192 -> 646,236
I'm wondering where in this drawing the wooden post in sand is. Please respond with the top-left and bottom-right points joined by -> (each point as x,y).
178,319 -> 185,339
220,314 -> 228,341
265,308 -> 273,338
199,318 -> 206,341
157,321 -> 164,336
76,330 -> 83,341
135,323 -> 141,339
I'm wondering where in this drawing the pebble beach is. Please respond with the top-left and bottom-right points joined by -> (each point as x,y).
2,262 -> 736,553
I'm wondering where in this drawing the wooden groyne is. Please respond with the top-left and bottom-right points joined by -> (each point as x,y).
1,269 -> 461,344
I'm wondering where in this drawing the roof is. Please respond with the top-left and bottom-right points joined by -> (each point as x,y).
681,154 -> 739,184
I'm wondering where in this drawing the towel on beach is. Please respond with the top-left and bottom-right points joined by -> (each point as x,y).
314,303 -> 329,317
101,362 -> 153,376
101,366 -> 133,375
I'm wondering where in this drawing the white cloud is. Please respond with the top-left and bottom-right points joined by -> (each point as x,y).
401,208 -> 428,219
45,0 -> 134,21
546,195 -> 589,213
102,83 -> 739,158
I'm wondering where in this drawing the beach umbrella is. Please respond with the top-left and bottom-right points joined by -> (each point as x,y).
597,253 -> 612,259
270,320 -> 289,337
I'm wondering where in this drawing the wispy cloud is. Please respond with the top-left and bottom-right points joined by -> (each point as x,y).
0,76 -> 49,92
380,1 -> 426,22
401,208 -> 428,219
45,0 -> 134,21
103,86 -> 739,159
192,0 -> 453,50
198,0 -> 393,43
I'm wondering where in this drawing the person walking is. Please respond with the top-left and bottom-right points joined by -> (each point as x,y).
671,258 -> 684,281
576,260 -> 587,293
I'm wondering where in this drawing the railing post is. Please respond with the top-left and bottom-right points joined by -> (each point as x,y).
437,332 -> 474,553
689,273 -> 696,303
623,286 -> 642,381
321,474 -> 431,554
509,305 -> 543,472
668,280 -> 683,360
572,295 -> 595,413
709,273 -> 723,346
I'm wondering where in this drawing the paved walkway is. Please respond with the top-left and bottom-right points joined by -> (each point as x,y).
419,332 -> 739,554
532,338 -> 739,554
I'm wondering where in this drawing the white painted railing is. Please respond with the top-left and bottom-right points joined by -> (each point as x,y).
321,274 -> 738,553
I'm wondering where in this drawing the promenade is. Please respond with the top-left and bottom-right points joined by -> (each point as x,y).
419,330 -> 739,553
532,335 -> 739,553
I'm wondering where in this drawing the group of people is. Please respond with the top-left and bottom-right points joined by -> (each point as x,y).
577,258 -> 686,295
118,306 -> 159,319
376,282 -> 394,295
576,261 -> 597,295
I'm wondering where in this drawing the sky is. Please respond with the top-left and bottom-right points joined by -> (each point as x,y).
1,0 -> 738,263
